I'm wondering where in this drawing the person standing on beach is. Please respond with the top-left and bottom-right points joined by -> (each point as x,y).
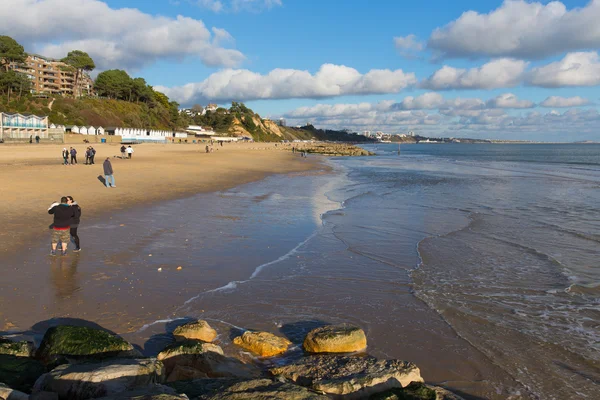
120,145 -> 126,159
48,197 -> 75,256
126,145 -> 134,159
62,148 -> 69,165
66,196 -> 82,252
89,147 -> 96,164
70,147 -> 77,165
35,135 -> 40,143
103,157 -> 116,188
84,147 -> 90,165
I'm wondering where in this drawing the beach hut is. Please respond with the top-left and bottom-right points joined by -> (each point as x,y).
96,126 -> 105,135
85,126 -> 95,135
65,125 -> 79,134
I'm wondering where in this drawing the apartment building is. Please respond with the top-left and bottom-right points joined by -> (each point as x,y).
9,54 -> 93,97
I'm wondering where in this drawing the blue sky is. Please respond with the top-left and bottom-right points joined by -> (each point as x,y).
3,0 -> 600,141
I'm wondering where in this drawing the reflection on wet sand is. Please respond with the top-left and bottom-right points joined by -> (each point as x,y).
50,255 -> 80,299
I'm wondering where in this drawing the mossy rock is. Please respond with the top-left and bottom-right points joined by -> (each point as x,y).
0,337 -> 34,357
36,325 -> 134,363
0,354 -> 47,393
157,340 -> 224,361
370,382 -> 462,400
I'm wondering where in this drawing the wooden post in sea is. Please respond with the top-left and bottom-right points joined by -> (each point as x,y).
398,143 -> 400,156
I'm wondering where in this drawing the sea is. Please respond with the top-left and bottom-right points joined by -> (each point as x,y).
1,143 -> 599,400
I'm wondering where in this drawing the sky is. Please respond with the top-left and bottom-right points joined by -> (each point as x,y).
3,0 -> 600,141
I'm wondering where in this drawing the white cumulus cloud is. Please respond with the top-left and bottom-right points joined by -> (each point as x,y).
421,59 -> 528,90
158,64 -> 417,105
540,96 -> 592,107
428,0 -> 600,59
486,93 -> 535,109
0,0 -> 244,71
527,52 -> 600,87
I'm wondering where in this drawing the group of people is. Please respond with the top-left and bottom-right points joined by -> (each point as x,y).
85,147 -> 97,164
29,135 -> 40,144
61,147 -> 98,165
120,145 -> 134,159
48,196 -> 82,256
62,147 -> 78,165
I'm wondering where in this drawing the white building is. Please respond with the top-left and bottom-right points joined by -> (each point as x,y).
186,125 -> 216,137
0,112 -> 49,140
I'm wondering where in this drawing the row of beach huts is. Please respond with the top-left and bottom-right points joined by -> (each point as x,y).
53,124 -> 189,142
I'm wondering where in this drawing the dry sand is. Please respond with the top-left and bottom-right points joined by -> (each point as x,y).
0,142 -> 322,255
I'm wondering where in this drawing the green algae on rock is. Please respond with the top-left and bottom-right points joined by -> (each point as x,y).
35,326 -> 135,363
0,354 -> 46,393
0,337 -> 34,357
369,382 -> 465,400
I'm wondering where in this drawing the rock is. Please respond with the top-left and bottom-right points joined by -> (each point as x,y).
232,331 -> 291,357
157,341 -> 224,361
168,378 -> 244,399
201,379 -> 328,400
173,321 -> 217,343
369,382 -> 465,400
33,358 -> 165,400
0,382 -> 29,400
168,378 -> 327,400
36,326 -> 136,364
31,391 -> 60,400
0,337 -> 34,357
302,325 -> 367,354
0,354 -> 47,393
157,340 -> 259,381
95,384 -> 189,400
269,355 -> 423,398
167,365 -> 209,382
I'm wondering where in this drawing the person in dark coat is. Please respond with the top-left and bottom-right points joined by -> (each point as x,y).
70,147 -> 77,164
67,196 -> 82,252
103,157 -> 116,188
48,197 -> 75,256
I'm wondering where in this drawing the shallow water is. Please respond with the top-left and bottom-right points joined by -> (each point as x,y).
2,144 -> 599,399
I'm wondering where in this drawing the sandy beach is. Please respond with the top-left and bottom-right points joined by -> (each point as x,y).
0,142 -> 322,255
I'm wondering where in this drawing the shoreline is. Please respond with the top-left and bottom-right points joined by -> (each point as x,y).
0,142 -> 326,256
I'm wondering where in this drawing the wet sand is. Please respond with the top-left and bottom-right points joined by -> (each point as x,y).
0,142 -> 320,254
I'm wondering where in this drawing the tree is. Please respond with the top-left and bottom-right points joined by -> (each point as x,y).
94,69 -> 131,99
61,50 -> 95,97
191,104 -> 203,115
152,90 -> 170,109
0,70 -> 32,102
131,77 -> 153,103
0,36 -> 26,72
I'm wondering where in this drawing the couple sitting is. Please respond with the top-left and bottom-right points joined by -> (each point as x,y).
48,196 -> 82,256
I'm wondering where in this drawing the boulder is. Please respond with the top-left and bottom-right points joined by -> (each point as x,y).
302,325 -> 367,354
232,331 -> 291,357
157,341 -> 224,361
157,341 -> 260,381
36,326 -> 136,364
269,355 -> 423,398
167,365 -> 209,383
369,382 -> 465,400
168,378 -> 327,400
0,337 -> 34,357
0,383 -> 29,400
95,384 -> 189,400
0,354 -> 47,393
172,321 -> 217,343
31,392 -> 60,400
33,358 -> 165,400
200,379 -> 328,400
